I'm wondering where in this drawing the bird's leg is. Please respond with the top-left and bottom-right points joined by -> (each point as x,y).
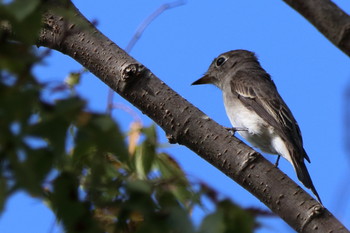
225,127 -> 248,135
274,155 -> 281,167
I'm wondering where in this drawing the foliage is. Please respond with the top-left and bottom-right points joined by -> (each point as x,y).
0,1 -> 267,232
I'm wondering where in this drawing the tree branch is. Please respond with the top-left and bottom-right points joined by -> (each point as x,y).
282,0 -> 350,57
37,1 -> 349,232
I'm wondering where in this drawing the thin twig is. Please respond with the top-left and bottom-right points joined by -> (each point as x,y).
106,0 -> 186,114
125,0 -> 186,53
112,103 -> 142,124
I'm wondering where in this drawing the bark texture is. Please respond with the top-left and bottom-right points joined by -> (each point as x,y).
36,1 -> 349,232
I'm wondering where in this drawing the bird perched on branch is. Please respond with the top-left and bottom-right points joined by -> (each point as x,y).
192,49 -> 321,203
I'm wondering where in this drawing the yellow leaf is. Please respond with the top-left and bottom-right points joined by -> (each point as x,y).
128,121 -> 142,155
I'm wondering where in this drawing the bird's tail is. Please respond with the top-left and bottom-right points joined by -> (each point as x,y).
293,157 -> 322,204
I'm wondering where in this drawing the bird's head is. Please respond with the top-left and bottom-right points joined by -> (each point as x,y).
192,49 -> 258,89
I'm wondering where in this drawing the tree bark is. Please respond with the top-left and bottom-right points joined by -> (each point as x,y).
37,1 -> 349,232
283,0 -> 350,57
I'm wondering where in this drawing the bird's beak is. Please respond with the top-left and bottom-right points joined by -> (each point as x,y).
191,75 -> 212,85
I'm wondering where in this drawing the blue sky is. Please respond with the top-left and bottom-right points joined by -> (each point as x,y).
1,0 -> 350,232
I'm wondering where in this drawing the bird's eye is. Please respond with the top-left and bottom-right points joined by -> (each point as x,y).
216,57 -> 226,67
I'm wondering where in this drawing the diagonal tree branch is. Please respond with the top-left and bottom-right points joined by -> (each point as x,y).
37,1 -> 349,232
282,0 -> 350,57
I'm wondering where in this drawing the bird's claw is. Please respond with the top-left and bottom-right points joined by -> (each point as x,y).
274,155 -> 281,167
225,127 -> 248,135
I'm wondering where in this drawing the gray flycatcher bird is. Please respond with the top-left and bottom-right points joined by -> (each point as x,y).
192,49 -> 321,203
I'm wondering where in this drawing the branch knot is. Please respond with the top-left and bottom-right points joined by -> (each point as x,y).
300,203 -> 325,232
121,63 -> 146,82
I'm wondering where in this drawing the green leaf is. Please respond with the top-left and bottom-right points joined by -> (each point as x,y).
6,0 -> 40,21
127,180 -> 152,195
156,152 -> 184,178
14,147 -> 55,196
65,72 -> 81,88
3,0 -> 43,44
55,97 -> 86,119
51,172 -> 102,233
0,42 -> 39,72
142,124 -> 157,143
136,207 -> 195,233
155,153 -> 195,208
134,141 -> 156,179
74,114 -> 128,163
133,125 -> 158,178
199,210 -> 225,233
28,97 -> 85,157
199,199 -> 255,233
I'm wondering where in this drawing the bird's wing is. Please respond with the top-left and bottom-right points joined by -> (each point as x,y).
230,71 -> 310,163
230,70 -> 320,202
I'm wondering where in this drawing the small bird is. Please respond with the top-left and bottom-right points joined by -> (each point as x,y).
192,49 -> 321,203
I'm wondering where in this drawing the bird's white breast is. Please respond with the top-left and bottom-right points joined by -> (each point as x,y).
222,90 -> 292,164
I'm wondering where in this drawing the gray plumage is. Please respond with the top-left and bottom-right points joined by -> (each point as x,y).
192,49 -> 321,203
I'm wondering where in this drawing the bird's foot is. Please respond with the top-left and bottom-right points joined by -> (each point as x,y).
225,127 -> 248,135
274,155 -> 281,167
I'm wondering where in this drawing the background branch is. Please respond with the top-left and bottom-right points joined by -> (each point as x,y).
282,0 -> 350,56
125,0 -> 186,53
37,1 -> 349,232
